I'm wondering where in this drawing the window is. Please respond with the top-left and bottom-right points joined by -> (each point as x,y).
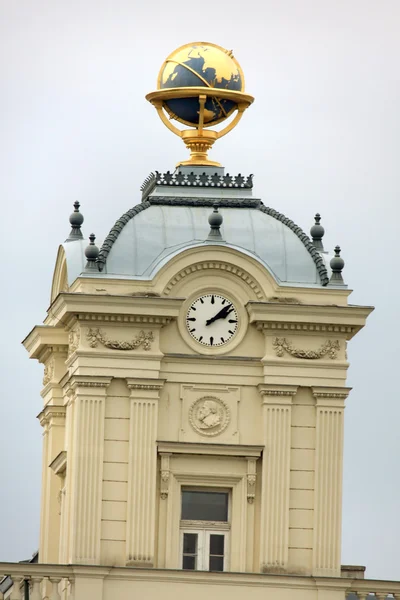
180,490 -> 230,572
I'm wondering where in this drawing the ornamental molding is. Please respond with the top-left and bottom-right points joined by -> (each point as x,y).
75,381 -> 110,388
68,327 -> 80,358
188,396 -> 230,437
128,383 -> 164,391
42,356 -> 55,386
38,405 -> 66,429
258,385 -> 298,398
256,322 -> 354,334
141,171 -> 254,199
314,392 -> 349,400
273,337 -> 340,360
87,328 -> 154,351
164,261 -> 265,301
77,313 -> 172,326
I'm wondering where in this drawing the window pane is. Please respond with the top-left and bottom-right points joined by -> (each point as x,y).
209,556 -> 224,571
183,533 -> 197,554
210,534 -> 224,556
183,555 -> 196,570
182,491 -> 228,521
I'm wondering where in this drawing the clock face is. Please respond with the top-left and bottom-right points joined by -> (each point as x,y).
186,294 -> 239,347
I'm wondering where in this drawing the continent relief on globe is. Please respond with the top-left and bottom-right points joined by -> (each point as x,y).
160,45 -> 243,127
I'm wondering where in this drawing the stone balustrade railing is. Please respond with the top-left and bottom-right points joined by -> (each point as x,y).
0,564 -> 74,600
346,582 -> 400,600
1,562 -> 400,600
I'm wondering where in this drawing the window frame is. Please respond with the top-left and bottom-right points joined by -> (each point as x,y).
179,487 -> 231,572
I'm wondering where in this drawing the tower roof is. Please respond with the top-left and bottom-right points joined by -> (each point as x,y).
89,170 -> 329,287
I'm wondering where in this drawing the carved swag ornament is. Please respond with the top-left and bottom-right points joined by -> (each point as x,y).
273,337 -> 340,360
87,328 -> 154,351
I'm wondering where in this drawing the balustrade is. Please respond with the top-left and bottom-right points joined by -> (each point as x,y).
0,569 -> 74,600
1,562 -> 400,600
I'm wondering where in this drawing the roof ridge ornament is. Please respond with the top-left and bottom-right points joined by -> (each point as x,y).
65,201 -> 84,242
145,42 -> 254,167
310,213 -> 325,251
329,245 -> 345,285
207,203 -> 224,242
141,171 -> 254,200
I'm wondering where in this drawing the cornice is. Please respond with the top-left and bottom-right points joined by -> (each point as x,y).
49,293 -> 183,327
78,314 -> 173,326
248,302 -> 374,340
157,440 -> 263,458
22,326 -> 68,360
49,450 -> 67,476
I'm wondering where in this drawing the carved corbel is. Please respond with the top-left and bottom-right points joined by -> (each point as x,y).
247,457 -> 257,504
160,453 -> 171,500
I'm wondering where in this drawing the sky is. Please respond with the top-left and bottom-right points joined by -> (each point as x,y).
0,0 -> 399,581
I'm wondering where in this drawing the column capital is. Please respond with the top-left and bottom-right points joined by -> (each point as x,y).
37,404 -> 66,429
65,375 -> 113,396
126,378 -> 165,399
258,384 -> 298,404
312,386 -> 351,406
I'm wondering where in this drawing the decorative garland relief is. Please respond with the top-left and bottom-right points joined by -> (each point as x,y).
87,328 -> 154,351
273,337 -> 340,360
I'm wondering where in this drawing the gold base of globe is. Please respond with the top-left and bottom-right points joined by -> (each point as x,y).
177,129 -> 221,167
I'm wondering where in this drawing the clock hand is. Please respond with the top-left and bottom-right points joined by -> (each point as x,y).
205,304 -> 233,326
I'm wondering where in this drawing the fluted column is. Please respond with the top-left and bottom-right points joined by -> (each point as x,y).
67,376 -> 112,564
258,384 -> 297,572
125,378 -> 164,566
312,386 -> 350,576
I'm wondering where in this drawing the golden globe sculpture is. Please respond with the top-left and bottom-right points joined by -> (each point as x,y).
146,42 -> 254,167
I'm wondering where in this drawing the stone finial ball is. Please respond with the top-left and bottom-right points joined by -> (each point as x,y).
330,246 -> 344,272
69,201 -> 84,227
85,234 -> 99,260
208,205 -> 223,228
310,213 -> 325,240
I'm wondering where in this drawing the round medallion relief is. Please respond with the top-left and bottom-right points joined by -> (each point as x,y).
189,396 -> 230,437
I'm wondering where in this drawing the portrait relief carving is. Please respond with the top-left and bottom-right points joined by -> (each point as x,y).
189,396 -> 230,437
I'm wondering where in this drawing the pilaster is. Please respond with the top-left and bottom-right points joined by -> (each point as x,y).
312,386 -> 350,577
37,405 -> 66,563
258,384 -> 297,572
66,376 -> 112,564
125,378 -> 165,567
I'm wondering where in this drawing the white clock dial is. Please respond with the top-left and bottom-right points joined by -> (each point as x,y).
186,294 -> 239,347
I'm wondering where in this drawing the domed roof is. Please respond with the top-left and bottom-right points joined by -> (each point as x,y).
91,169 -> 329,287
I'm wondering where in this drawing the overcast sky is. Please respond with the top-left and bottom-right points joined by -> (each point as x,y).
0,0 -> 399,581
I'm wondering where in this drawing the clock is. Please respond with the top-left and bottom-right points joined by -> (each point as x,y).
186,294 -> 239,347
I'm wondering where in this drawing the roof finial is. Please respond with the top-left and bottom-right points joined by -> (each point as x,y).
66,201 -> 84,242
84,233 -> 99,271
329,245 -> 345,284
207,202 -> 224,242
310,213 -> 325,251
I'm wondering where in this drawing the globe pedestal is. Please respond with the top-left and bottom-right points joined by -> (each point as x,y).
180,130 -> 220,167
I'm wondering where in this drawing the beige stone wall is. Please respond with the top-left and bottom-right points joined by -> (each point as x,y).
23,244 -> 372,576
